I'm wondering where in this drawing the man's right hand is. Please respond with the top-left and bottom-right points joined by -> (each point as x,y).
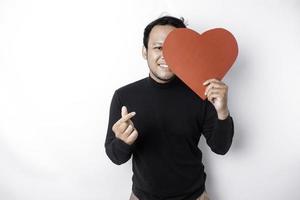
112,106 -> 138,145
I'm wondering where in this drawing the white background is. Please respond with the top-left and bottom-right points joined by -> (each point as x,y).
1,0 -> 300,199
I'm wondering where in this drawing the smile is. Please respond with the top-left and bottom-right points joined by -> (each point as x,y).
159,64 -> 169,68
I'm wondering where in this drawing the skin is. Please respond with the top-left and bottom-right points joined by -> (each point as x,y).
112,25 -> 230,145
203,79 -> 229,120
112,106 -> 138,145
142,25 -> 176,83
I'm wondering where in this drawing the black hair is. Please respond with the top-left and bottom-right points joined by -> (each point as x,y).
143,16 -> 186,49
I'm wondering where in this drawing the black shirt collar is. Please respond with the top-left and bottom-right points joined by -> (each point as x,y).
147,73 -> 181,89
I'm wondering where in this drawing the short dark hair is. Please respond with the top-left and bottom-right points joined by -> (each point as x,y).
143,16 -> 186,49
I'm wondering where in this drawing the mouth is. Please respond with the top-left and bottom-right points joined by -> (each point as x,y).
158,64 -> 169,68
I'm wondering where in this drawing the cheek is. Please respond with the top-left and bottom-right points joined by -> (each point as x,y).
148,52 -> 160,63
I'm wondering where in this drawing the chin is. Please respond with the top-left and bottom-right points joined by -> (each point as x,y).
150,67 -> 175,81
158,74 -> 175,81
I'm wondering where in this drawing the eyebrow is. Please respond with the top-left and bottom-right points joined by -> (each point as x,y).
151,42 -> 163,46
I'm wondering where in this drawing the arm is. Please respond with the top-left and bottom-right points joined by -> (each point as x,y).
201,78 -> 234,155
201,99 -> 234,155
104,91 -> 135,165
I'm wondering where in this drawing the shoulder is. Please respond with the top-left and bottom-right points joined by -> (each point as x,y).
115,77 -> 148,95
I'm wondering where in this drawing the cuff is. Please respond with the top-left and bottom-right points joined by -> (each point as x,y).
114,137 -> 133,153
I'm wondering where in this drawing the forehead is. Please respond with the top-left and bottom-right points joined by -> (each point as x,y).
148,25 -> 176,45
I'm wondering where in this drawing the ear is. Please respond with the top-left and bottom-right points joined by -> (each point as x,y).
142,46 -> 147,60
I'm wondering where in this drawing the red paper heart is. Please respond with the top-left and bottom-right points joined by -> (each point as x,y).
163,28 -> 238,99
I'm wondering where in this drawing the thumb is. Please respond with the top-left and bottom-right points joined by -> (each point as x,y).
121,106 -> 128,117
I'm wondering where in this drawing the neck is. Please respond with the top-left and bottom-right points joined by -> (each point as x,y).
149,71 -> 174,84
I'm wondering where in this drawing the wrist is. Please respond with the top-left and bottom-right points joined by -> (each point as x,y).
217,108 -> 229,120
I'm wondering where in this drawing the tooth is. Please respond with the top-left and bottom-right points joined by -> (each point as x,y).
160,64 -> 168,68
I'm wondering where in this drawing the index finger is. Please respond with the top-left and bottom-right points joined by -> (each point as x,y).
203,78 -> 221,86
116,112 -> 136,125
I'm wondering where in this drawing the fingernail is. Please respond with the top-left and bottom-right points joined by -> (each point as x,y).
132,112 -> 136,115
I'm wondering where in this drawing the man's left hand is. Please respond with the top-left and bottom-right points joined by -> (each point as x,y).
203,78 -> 229,120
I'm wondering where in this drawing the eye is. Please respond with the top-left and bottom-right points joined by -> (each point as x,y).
154,46 -> 162,50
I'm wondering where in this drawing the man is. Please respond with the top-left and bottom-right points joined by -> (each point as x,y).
105,16 -> 234,200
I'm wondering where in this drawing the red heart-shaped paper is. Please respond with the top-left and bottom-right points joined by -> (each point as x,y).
163,28 -> 238,99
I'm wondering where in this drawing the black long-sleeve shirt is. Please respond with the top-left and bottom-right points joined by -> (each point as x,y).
105,74 -> 234,200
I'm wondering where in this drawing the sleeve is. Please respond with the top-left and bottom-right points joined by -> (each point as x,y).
201,99 -> 234,155
104,90 -> 134,165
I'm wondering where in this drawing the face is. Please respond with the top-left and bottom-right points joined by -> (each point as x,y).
142,25 -> 176,83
